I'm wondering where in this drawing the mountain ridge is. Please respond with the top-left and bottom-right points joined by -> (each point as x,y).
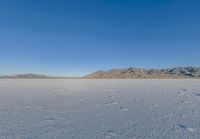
1,67 -> 200,79
84,67 -> 200,79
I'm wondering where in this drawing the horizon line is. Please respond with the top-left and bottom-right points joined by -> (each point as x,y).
1,66 -> 200,77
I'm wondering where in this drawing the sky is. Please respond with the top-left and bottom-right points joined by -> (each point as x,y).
0,0 -> 200,76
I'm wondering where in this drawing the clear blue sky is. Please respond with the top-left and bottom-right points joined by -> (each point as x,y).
0,0 -> 200,76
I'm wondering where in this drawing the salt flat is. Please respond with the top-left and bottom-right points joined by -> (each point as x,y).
0,79 -> 200,139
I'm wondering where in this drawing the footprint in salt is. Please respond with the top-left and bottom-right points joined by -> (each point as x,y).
120,106 -> 128,112
178,124 -> 195,133
23,105 -> 32,108
109,96 -> 116,99
104,102 -> 110,106
103,130 -> 116,139
181,88 -> 187,92
110,101 -> 118,105
38,105 -> 43,109
181,114 -> 186,118
104,101 -> 118,106
194,93 -> 200,96
44,117 -> 57,123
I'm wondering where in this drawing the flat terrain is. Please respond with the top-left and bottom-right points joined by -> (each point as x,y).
0,79 -> 200,139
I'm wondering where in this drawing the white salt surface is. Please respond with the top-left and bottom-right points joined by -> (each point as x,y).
0,79 -> 200,139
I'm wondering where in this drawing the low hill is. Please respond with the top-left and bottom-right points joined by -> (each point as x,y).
0,73 -> 51,79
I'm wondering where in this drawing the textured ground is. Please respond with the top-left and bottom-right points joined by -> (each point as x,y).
0,79 -> 200,139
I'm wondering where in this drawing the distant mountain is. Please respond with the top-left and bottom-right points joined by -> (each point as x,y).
1,67 -> 200,79
0,73 -> 81,79
0,73 -> 51,79
84,67 -> 200,79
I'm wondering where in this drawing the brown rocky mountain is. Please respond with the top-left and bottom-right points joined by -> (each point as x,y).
84,67 -> 200,79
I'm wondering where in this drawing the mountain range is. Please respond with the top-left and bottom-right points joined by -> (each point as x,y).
84,67 -> 200,79
0,67 -> 200,79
